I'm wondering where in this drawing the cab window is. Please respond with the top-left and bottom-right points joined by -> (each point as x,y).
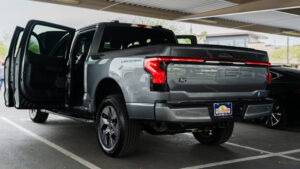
99,26 -> 176,52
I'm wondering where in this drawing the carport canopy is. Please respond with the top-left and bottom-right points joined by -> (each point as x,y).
34,0 -> 300,37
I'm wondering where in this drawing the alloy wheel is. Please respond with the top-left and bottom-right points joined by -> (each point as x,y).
98,105 -> 120,151
29,109 -> 37,119
265,104 -> 282,127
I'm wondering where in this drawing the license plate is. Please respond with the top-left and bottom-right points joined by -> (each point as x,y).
214,103 -> 232,117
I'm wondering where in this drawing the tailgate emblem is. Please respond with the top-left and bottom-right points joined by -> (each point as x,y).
178,78 -> 187,83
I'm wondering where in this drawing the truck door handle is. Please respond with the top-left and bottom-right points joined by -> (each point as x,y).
91,54 -> 104,60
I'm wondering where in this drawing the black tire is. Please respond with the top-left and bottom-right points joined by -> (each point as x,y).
96,94 -> 141,157
192,121 -> 234,145
264,99 -> 287,129
29,109 -> 49,123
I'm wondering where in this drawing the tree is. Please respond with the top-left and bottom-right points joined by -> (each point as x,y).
132,17 -> 186,35
0,41 -> 8,61
0,33 -> 10,61
270,45 -> 300,64
131,17 -> 208,45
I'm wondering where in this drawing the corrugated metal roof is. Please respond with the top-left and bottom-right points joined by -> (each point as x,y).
34,0 -> 300,37
219,11 -> 300,31
109,0 -> 237,14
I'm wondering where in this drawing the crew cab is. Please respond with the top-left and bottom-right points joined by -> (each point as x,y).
4,20 -> 273,157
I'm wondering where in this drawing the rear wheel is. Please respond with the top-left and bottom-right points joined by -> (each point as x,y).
96,95 -> 141,157
29,109 -> 49,123
192,121 -> 234,145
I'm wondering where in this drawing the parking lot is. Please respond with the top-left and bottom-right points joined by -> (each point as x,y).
0,91 -> 299,169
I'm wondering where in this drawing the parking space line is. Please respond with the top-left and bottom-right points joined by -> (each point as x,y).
225,142 -> 272,154
225,142 -> 300,161
1,117 -> 101,169
280,148 -> 300,155
181,153 -> 275,169
226,142 -> 300,162
183,133 -> 300,169
279,155 -> 300,162
182,150 -> 300,169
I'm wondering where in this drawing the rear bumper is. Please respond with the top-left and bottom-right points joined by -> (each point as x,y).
155,104 -> 211,123
154,99 -> 273,123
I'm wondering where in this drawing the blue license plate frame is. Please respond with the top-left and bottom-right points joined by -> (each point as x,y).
214,103 -> 232,117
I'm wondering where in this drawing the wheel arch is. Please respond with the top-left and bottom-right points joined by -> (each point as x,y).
93,78 -> 127,118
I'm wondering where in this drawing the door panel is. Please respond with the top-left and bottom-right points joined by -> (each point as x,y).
14,20 -> 75,109
4,26 -> 24,107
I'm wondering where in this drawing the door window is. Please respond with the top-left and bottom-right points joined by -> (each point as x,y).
177,38 -> 192,45
28,35 -> 40,54
14,31 -> 23,57
69,30 -> 95,105
72,30 -> 95,64
27,25 -> 70,57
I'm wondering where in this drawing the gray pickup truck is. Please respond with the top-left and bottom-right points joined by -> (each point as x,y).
4,20 -> 273,157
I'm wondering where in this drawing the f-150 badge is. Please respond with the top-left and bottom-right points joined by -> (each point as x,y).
179,78 -> 187,83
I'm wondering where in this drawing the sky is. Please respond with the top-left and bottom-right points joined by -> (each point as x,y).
0,0 -> 300,47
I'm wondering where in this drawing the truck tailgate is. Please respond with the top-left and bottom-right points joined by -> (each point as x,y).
167,63 -> 269,101
166,45 -> 270,101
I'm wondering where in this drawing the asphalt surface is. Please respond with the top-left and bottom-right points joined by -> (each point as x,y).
0,90 -> 300,169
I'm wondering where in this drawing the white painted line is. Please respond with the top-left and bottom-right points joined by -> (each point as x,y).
185,133 -> 272,154
182,150 -> 300,169
225,142 -> 272,154
182,133 -> 300,169
275,149 -> 300,162
181,153 -> 275,169
279,155 -> 300,162
280,148 -> 300,155
1,117 -> 101,169
226,142 -> 300,162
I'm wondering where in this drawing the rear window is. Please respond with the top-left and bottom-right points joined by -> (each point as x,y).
99,26 -> 176,52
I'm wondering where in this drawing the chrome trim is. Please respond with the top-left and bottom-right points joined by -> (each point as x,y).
244,104 -> 273,119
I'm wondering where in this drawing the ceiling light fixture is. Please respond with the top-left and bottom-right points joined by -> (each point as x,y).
198,19 -> 218,24
281,30 -> 300,36
52,0 -> 80,5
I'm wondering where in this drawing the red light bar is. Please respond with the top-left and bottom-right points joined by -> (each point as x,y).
245,61 -> 271,66
171,58 -> 205,62
137,24 -> 147,28
144,57 -> 205,84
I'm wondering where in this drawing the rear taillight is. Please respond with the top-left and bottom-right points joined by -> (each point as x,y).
144,57 -> 205,84
268,72 -> 272,85
144,57 -> 170,84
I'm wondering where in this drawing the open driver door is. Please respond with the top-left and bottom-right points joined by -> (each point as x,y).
5,20 -> 75,109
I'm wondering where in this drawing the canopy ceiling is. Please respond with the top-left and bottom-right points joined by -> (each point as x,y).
34,0 -> 300,37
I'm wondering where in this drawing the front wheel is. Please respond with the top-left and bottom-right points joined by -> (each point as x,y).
96,95 -> 141,157
192,121 -> 234,145
29,109 -> 49,123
